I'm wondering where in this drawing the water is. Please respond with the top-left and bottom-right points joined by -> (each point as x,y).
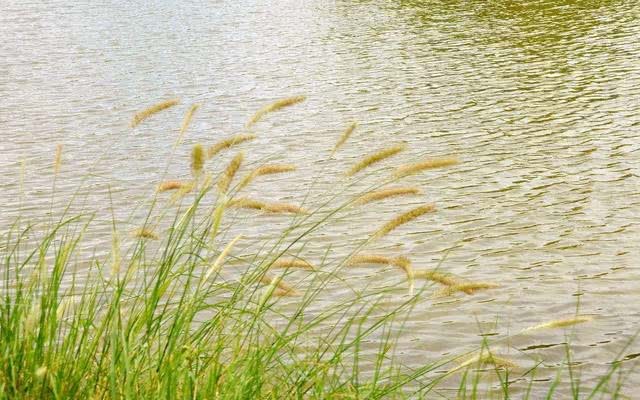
1,0 -> 640,395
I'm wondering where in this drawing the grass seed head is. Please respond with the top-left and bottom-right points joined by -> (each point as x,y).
247,95 -> 306,127
130,99 -> 180,128
374,204 -> 436,238
347,144 -> 406,176
394,157 -> 459,178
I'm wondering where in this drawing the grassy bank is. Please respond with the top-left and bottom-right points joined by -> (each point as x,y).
0,98 -> 635,399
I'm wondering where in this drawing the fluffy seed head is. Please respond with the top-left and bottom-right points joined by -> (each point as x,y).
434,282 -> 500,297
347,144 -> 406,176
523,316 -> 593,332
450,353 -> 519,374
132,228 -> 159,240
247,96 -> 306,127
157,180 -> 188,192
374,204 -> 436,238
354,187 -> 420,205
177,104 -> 200,143
271,258 -> 315,270
207,134 -> 256,159
333,121 -> 358,153
130,99 -> 180,128
229,198 -> 307,214
191,144 -> 205,176
238,164 -> 296,190
218,153 -> 243,193
54,144 -> 63,175
394,157 -> 459,178
414,270 -> 460,287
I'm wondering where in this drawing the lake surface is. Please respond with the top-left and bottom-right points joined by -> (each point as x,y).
2,0 -> 640,396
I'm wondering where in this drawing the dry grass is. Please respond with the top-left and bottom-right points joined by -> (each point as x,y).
260,275 -> 299,296
247,96 -> 306,127
354,187 -> 420,205
346,144 -> 406,176
208,134 -> 256,159
130,99 -> 179,128
394,157 -> 459,178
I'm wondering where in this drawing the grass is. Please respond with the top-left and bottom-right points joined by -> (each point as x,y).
1,97 -> 637,399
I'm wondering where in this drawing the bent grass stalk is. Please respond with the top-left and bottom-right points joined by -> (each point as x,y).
247,95 -> 306,127
449,353 -> 519,374
204,234 -> 243,280
130,98 -> 179,127
207,134 -> 256,159
347,254 -> 414,294
346,144 -> 406,177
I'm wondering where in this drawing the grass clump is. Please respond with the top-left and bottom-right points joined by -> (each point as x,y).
1,95 -> 634,400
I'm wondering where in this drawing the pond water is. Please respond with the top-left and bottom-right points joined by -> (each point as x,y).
2,0 -> 640,396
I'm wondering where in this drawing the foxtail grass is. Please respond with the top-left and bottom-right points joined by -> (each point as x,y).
130,98 -> 179,127
229,198 -> 307,214
204,234 -> 243,280
157,180 -> 190,192
247,95 -> 306,127
374,204 -> 436,238
346,144 -> 406,177
332,121 -> 357,154
177,104 -> 200,144
218,153 -> 243,193
413,270 -> 461,287
54,144 -> 63,174
433,282 -> 500,297
394,156 -> 459,178
270,258 -> 315,270
522,316 -> 593,332
449,353 -> 519,374
191,144 -> 205,177
207,134 -> 256,159
131,228 -> 159,240
237,164 -> 296,190
347,254 -> 414,294
354,187 -> 420,205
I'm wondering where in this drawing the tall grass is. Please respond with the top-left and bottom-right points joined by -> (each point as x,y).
0,97 -> 636,400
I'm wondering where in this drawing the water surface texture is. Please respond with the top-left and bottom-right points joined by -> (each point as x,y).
2,0 -> 640,395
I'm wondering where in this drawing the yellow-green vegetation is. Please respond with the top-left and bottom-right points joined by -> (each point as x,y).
0,97 -> 630,400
